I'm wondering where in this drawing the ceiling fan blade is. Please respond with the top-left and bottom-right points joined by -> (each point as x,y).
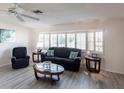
11,3 -> 18,8
20,14 -> 40,21
15,14 -> 25,22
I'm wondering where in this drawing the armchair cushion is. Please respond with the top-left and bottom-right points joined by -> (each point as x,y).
13,47 -> 27,58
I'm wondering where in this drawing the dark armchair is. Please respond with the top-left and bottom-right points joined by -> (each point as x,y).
11,47 -> 30,69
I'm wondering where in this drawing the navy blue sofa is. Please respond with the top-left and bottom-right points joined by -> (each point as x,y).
41,47 -> 82,71
11,47 -> 30,69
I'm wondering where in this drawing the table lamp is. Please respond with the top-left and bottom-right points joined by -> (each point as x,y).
36,42 -> 42,52
87,50 -> 91,56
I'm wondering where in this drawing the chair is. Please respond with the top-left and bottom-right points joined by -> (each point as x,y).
11,47 -> 30,69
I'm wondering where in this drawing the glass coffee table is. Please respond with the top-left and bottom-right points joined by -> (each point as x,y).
33,61 -> 64,82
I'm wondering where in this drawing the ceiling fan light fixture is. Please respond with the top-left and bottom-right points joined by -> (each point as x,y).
32,10 -> 43,14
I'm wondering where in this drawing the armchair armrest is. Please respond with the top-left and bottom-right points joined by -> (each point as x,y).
11,56 -> 16,63
26,56 -> 30,59
11,56 -> 16,60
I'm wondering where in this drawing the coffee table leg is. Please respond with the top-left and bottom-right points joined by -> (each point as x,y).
44,74 -> 46,78
57,74 -> 60,81
34,70 -> 39,80
50,74 -> 52,79
50,74 -> 55,84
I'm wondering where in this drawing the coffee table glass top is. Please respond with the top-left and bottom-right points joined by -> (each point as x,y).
35,62 -> 64,74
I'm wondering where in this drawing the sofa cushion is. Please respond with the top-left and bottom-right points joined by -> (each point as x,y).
49,47 -> 81,58
49,47 -> 68,58
46,50 -> 54,57
44,57 -> 55,62
69,51 -> 78,59
54,57 -> 74,62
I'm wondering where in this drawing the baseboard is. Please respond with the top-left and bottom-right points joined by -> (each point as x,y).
104,68 -> 124,75
0,63 -> 11,68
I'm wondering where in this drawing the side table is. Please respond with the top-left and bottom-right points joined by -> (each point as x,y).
84,56 -> 101,73
32,52 -> 42,63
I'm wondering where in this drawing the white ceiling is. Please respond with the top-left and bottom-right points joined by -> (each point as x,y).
0,3 -> 124,28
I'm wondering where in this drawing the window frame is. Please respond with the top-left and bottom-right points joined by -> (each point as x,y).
87,31 -> 104,54
95,31 -> 104,52
67,33 -> 76,48
76,32 -> 86,50
87,32 -> 95,51
38,31 -> 104,54
58,33 -> 66,47
50,33 -> 58,47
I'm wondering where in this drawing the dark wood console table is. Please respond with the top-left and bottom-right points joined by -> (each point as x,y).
32,52 -> 42,63
84,56 -> 101,73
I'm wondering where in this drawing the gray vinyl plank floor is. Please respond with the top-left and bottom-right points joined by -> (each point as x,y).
0,63 -> 124,89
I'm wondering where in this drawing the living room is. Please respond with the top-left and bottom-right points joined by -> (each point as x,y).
0,2 -> 124,92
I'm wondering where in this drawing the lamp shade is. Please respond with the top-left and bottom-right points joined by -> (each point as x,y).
36,42 -> 43,49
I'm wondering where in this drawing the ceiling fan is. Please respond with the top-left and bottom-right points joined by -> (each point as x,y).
0,3 -> 41,22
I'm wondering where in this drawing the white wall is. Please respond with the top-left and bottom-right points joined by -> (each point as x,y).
0,23 -> 32,66
102,19 -> 124,74
31,18 -> 124,74
31,28 -> 51,52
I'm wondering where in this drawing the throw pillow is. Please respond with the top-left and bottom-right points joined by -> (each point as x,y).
69,51 -> 78,59
46,50 -> 54,57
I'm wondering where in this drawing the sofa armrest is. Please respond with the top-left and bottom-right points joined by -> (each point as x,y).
40,52 -> 47,62
41,52 -> 46,57
74,57 -> 81,62
72,57 -> 81,71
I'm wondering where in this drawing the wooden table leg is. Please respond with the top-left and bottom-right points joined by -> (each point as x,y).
34,70 -> 39,80
86,59 -> 91,72
86,59 -> 89,69
95,61 -> 97,72
57,74 -> 60,81
97,61 -> 101,73
50,74 -> 52,80
32,53 -> 35,62
37,54 -> 39,62
95,61 -> 97,69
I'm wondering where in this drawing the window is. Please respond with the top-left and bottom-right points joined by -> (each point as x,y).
50,34 -> 57,47
95,31 -> 103,52
67,33 -> 75,48
38,34 -> 44,48
44,34 -> 49,48
38,31 -> 104,53
88,32 -> 94,51
58,34 -> 65,47
76,33 -> 86,50
37,34 -> 49,48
